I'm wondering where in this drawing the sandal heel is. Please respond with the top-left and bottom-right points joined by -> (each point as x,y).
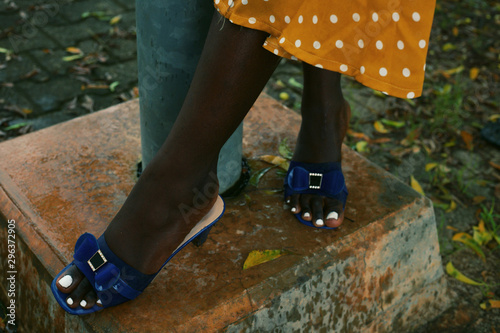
192,226 -> 213,247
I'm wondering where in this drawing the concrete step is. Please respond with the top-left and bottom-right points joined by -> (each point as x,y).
0,94 -> 450,332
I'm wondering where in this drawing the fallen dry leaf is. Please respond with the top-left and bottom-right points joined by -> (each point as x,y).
374,120 -> 389,134
480,300 -> 500,310
472,196 -> 486,204
452,233 -> 486,262
66,46 -> 82,54
446,261 -> 484,286
469,67 -> 480,80
446,200 -> 457,213
243,249 -> 291,270
347,129 -> 371,141
489,161 -> 500,171
460,130 -> 473,150
410,175 -> 425,195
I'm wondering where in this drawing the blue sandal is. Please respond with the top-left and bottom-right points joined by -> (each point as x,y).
51,195 -> 225,315
284,161 -> 348,229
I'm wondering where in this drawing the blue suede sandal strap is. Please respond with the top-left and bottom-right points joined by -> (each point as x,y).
97,235 -> 155,296
71,233 -> 154,302
284,161 -> 347,198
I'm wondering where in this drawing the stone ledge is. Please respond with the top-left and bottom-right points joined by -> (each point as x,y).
0,94 -> 450,332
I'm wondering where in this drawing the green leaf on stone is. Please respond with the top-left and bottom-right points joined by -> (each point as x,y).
381,119 -> 405,128
278,138 -> 293,160
249,167 -> 273,187
243,249 -> 291,270
0,47 -> 13,54
287,77 -> 304,90
109,81 -> 120,92
62,54 -> 84,62
4,122 -> 28,131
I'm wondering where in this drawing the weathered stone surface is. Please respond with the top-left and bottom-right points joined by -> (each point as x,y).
57,0 -> 125,23
0,53 -> 41,82
0,95 -> 450,332
41,19 -> 111,46
29,49 -> 74,76
15,77 -> 82,112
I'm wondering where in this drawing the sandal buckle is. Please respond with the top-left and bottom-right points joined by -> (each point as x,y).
88,250 -> 107,272
309,173 -> 323,189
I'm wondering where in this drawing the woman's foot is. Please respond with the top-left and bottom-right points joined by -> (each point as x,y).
285,65 -> 351,229
55,159 -> 219,310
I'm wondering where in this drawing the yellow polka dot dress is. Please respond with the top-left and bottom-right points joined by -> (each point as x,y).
214,0 -> 436,99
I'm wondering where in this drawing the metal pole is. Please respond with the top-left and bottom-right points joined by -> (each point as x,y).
136,0 -> 243,193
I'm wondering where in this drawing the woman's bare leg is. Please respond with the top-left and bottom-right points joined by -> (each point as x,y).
55,12 -> 280,310
286,63 -> 351,228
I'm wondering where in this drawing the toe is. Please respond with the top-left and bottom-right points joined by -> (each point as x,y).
311,196 -> 325,227
290,194 -> 301,214
80,290 -> 97,309
56,265 -> 84,293
325,199 -> 344,228
299,194 -> 311,220
67,276 -> 93,309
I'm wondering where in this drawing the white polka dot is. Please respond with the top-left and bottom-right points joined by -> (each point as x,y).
315,64 -> 323,68
403,68 -> 411,77
291,56 -> 298,60
397,40 -> 404,50
314,41 -> 321,49
372,13 -> 379,22
298,15 -> 303,23
242,0 -> 248,4
358,39 -> 364,48
376,40 -> 383,50
269,15 -> 275,23
412,12 -> 421,22
330,14 -> 338,23
295,40 -> 301,47
407,92 -> 415,99
423,64 -> 426,71
264,41 -> 268,46
379,67 -> 388,76
228,0 -> 233,6
419,40 -> 426,48
285,16 -> 291,23
279,37 -> 285,44
215,0 -> 220,4
340,64 -> 348,72
360,66 -> 365,74
273,49 -> 279,55
353,13 -> 360,22
336,40 -> 343,48
248,17 -> 256,24
312,15 -> 318,24
392,12 -> 400,21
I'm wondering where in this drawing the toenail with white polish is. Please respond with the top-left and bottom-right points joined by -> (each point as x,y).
291,207 -> 297,213
286,199 -> 290,204
316,219 -> 324,226
80,300 -> 87,308
96,299 -> 102,305
303,212 -> 310,218
327,212 -> 339,220
58,275 -> 73,288
67,297 -> 74,306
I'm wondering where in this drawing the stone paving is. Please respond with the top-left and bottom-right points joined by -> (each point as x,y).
0,0 -> 137,136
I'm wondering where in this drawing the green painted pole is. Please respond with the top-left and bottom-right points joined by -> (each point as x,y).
136,0 -> 243,193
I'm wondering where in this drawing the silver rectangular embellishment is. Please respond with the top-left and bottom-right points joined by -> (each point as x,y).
88,249 -> 107,272
309,173 -> 323,189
